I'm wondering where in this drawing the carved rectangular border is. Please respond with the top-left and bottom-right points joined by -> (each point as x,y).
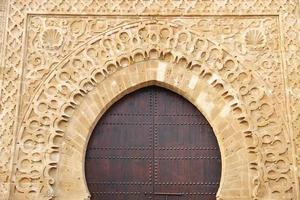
18,12 -> 295,199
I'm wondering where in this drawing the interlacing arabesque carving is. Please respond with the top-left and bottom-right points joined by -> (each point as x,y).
25,0 -> 298,14
285,14 -> 300,187
22,16 -> 138,116
173,17 -> 284,108
15,20 -> 292,199
23,16 -> 285,119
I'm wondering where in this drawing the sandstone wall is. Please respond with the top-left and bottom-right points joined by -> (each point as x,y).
0,0 -> 6,54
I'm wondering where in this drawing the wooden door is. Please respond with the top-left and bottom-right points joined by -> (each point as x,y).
85,86 -> 221,200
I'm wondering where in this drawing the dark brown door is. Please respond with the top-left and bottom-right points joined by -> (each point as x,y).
85,86 -> 221,200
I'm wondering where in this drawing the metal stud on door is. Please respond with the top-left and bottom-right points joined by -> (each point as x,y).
85,86 -> 221,200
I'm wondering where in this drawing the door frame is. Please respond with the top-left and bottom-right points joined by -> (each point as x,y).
55,61 -> 252,199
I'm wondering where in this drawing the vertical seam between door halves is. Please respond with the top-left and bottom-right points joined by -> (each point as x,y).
150,87 -> 155,199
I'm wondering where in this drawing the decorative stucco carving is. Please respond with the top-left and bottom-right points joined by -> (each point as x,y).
0,0 -> 299,200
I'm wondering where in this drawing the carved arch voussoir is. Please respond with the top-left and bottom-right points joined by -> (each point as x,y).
56,63 -> 252,200
14,20 -> 291,200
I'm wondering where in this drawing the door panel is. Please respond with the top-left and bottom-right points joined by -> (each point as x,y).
153,88 -> 221,200
85,86 -> 221,200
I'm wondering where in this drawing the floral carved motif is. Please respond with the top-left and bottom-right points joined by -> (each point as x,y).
244,29 -> 266,50
41,28 -> 63,49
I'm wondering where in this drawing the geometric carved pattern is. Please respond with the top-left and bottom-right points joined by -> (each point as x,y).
0,1 -> 299,200
13,19 -> 292,199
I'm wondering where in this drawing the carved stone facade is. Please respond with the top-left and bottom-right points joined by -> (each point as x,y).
0,1 -> 299,200
0,1 -> 7,64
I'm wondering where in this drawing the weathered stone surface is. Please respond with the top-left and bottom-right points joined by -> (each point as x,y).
0,0 -> 299,200
0,0 -> 7,69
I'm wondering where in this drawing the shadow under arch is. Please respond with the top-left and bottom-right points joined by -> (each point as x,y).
56,60 -> 252,200
84,84 -> 223,199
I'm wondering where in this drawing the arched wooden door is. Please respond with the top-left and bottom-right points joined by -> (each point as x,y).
85,86 -> 221,200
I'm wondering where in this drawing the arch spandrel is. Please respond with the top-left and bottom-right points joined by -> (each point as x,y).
13,20 -> 292,200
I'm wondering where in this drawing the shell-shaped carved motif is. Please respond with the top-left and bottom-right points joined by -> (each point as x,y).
244,29 -> 266,50
41,29 -> 63,49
